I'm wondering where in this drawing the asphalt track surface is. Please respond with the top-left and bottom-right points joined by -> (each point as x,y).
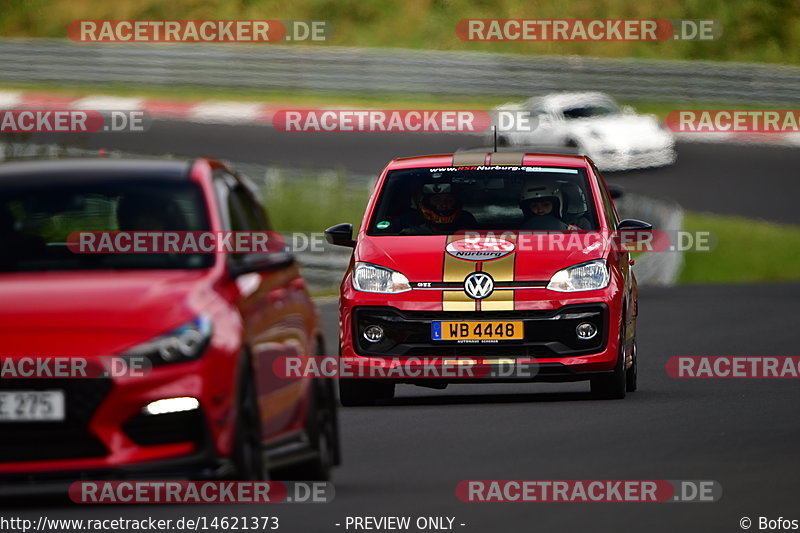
6,121 -> 800,532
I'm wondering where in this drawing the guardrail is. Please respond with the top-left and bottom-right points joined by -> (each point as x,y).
1,39 -> 799,104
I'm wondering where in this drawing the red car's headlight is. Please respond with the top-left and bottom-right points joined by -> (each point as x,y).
352,262 -> 411,294
547,259 -> 610,292
123,315 -> 212,366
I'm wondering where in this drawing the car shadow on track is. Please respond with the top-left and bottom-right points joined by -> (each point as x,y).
364,390 -> 599,407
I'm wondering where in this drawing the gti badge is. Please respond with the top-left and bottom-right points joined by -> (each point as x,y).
464,272 -> 494,299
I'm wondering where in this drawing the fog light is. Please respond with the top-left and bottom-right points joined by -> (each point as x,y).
576,322 -> 597,340
363,325 -> 384,343
144,397 -> 199,416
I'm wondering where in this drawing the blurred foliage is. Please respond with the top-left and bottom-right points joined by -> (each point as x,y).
261,170 -> 370,232
0,0 -> 798,63
679,212 -> 800,283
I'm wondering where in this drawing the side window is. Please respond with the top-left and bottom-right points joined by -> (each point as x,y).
592,164 -> 618,230
213,170 -> 270,232
213,171 -> 255,265
230,186 -> 271,232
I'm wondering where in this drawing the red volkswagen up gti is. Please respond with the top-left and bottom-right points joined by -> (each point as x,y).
0,158 -> 339,493
326,152 -> 649,405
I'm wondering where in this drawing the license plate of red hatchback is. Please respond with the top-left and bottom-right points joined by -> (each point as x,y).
432,321 -> 524,341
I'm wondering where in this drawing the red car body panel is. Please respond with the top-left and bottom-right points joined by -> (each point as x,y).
339,152 -> 637,379
0,158 -> 322,479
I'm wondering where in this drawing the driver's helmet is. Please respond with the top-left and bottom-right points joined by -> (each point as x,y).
417,183 -> 462,225
519,180 -> 563,217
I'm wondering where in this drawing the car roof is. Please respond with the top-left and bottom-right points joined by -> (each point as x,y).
528,91 -> 616,110
386,152 -> 591,170
0,158 -> 194,185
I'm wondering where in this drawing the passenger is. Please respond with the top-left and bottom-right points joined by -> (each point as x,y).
519,182 -> 578,231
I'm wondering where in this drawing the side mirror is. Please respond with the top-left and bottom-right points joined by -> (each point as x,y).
616,219 -> 653,250
229,251 -> 295,277
621,105 -> 635,115
325,223 -> 356,248
607,184 -> 625,199
618,219 -> 652,231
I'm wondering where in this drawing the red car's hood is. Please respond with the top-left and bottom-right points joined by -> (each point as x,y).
355,233 -> 609,283
0,270 -> 217,356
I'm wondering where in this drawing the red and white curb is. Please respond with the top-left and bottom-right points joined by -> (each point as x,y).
0,90 -> 280,125
1,90 -> 799,147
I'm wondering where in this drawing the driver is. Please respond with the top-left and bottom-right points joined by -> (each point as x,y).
519,181 -> 578,231
399,183 -> 476,234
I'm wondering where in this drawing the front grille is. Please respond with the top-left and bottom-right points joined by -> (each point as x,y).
0,378 -> 112,462
123,408 -> 206,447
353,305 -> 608,358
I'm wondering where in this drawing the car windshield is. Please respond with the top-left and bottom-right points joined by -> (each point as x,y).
0,178 -> 213,272
367,165 -> 599,236
561,103 -> 619,119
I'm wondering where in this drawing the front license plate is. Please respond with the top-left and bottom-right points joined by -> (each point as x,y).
432,321 -> 524,341
0,390 -> 65,422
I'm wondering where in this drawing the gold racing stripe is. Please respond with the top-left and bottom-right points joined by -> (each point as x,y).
489,152 -> 525,165
443,235 -> 477,311
452,152 -> 488,166
479,235 -> 517,311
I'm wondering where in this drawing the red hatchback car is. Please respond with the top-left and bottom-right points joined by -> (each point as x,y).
326,152 -> 649,406
0,158 -> 339,493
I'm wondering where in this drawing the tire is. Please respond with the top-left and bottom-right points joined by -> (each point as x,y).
590,333 -> 627,400
232,356 -> 265,480
626,339 -> 638,392
270,379 -> 339,481
338,378 -> 395,407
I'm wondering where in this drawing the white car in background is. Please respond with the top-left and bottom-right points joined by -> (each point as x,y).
492,92 -> 676,172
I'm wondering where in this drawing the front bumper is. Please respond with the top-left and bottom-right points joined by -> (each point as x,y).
340,299 -> 621,383
352,304 -> 608,358
0,353 -> 237,484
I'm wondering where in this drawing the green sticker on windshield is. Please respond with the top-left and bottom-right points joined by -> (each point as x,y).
377,221 -> 390,229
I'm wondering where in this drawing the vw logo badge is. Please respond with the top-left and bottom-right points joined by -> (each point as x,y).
464,272 -> 494,299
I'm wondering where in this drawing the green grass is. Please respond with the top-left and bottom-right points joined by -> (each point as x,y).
679,212 -> 800,283
262,171 -> 371,232
1,0 -> 799,64
0,82 -> 509,110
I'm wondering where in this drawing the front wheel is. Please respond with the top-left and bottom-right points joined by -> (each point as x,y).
590,334 -> 627,400
626,339 -> 638,392
232,356 -> 265,480
270,380 -> 340,481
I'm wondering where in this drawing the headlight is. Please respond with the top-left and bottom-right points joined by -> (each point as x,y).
123,316 -> 212,366
547,260 -> 610,292
352,262 -> 411,293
